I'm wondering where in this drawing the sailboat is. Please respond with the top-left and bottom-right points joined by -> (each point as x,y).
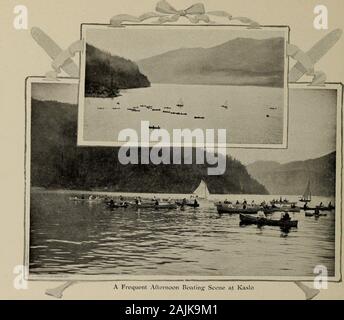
300,180 -> 312,203
193,180 -> 210,200
176,98 -> 184,107
221,100 -> 229,109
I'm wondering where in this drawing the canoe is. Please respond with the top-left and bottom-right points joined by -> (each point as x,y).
305,211 -> 327,217
239,214 -> 298,228
131,203 -> 178,210
263,206 -> 301,214
176,201 -> 200,208
106,203 -> 128,209
303,206 -> 335,211
216,204 -> 259,214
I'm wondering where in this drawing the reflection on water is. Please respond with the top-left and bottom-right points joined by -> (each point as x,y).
29,192 -> 335,277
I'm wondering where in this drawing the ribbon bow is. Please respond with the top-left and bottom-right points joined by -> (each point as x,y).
155,0 -> 209,23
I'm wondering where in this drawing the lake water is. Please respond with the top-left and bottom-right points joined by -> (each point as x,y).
29,191 -> 336,278
83,84 -> 284,145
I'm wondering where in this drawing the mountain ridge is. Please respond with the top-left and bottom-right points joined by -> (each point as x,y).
246,152 -> 336,196
137,37 -> 285,87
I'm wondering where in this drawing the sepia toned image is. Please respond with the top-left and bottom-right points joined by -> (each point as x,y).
26,78 -> 341,280
77,24 -> 289,148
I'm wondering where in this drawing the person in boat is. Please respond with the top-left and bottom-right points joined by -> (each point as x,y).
194,199 -> 198,206
243,199 -> 247,205
257,211 -> 266,219
303,203 -> 309,210
281,212 -> 291,221
328,201 -> 333,209
236,200 -> 240,205
119,195 -> 124,202
155,199 -> 159,206
319,202 -> 324,208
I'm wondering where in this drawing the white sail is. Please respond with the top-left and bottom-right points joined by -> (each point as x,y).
193,180 -> 210,199
301,180 -> 312,202
176,98 -> 184,107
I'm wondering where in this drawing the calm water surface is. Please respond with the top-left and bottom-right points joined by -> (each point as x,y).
84,84 -> 284,145
29,191 -> 335,277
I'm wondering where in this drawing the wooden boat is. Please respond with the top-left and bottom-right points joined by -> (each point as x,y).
70,196 -> 102,203
305,211 -> 327,217
106,202 -> 128,209
240,214 -> 298,228
176,98 -> 184,107
264,206 -> 300,214
176,201 -> 200,208
130,203 -> 178,210
216,204 -> 259,214
149,125 -> 161,130
220,100 -> 229,109
303,206 -> 335,211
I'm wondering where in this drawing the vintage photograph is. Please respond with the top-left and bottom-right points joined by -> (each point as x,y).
26,78 -> 341,280
77,24 -> 289,148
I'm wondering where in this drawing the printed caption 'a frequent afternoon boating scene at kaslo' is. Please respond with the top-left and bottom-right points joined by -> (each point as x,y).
27,80 -> 340,278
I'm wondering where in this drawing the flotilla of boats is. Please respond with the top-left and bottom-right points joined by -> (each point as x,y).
94,98 -> 215,122
68,181 -> 333,231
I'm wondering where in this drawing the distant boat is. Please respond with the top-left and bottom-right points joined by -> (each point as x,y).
152,108 -> 161,111
97,107 -> 105,110
221,100 -> 229,109
149,125 -> 161,130
176,98 -> 184,107
269,106 -> 277,110
194,116 -> 205,119
193,180 -> 210,200
112,107 -> 120,110
164,107 -> 171,109
300,180 -> 312,203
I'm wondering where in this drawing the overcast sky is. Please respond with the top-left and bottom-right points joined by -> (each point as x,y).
32,83 -> 78,104
85,25 -> 287,61
230,88 -> 337,165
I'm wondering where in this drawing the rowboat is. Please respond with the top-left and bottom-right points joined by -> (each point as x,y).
130,203 -> 178,210
176,201 -> 200,208
305,211 -> 327,217
106,202 -> 128,209
239,214 -> 298,228
263,206 -> 301,214
300,180 -> 312,203
216,204 -> 259,214
303,206 -> 335,211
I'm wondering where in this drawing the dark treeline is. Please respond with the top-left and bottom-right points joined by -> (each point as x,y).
85,43 -> 150,98
30,99 -> 268,194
